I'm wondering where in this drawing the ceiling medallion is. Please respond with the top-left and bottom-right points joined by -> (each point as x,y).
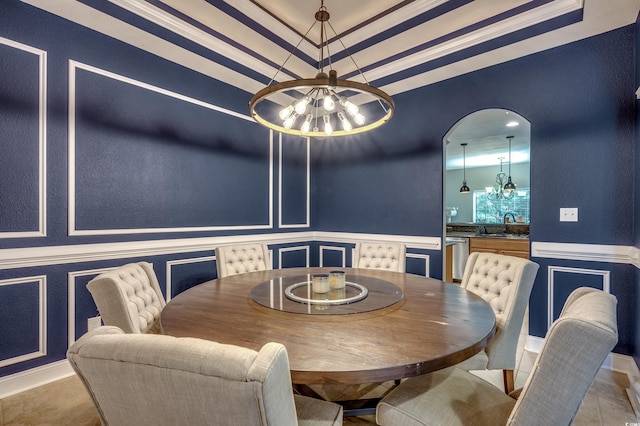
249,1 -> 394,137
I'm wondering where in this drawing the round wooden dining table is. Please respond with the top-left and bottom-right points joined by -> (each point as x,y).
161,267 -> 496,385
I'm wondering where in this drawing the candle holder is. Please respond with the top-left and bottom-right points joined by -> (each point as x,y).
312,274 -> 330,293
329,271 -> 346,289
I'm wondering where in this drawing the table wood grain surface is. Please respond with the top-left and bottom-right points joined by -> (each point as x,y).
161,267 -> 496,385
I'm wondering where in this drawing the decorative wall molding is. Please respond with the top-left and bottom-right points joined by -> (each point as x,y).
406,253 -> 431,277
532,241 -> 640,268
319,245 -> 346,267
0,276 -> 47,368
67,267 -> 114,348
278,134 -> 310,229
0,231 -> 442,271
2,237 -> 637,272
67,60 -> 272,236
315,232 -> 442,251
0,37 -> 46,238
278,245 -> 310,268
547,265 -> 610,329
165,256 -> 216,302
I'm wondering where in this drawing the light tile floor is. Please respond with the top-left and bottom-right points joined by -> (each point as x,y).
1,319 -> 638,425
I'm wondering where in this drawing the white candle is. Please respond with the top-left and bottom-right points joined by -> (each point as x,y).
329,271 -> 346,289
312,274 -> 330,293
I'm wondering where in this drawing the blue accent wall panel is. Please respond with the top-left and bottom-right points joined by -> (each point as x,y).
320,247 -> 345,268
530,259 -> 634,355
280,248 -> 308,268
0,43 -> 41,232
280,135 -> 308,226
0,280 -> 40,359
73,68 -> 270,230
169,260 -> 216,297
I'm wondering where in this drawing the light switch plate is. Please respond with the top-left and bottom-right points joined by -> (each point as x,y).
560,208 -> 578,222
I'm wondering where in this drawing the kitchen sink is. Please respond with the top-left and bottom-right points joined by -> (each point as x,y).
476,233 -> 529,239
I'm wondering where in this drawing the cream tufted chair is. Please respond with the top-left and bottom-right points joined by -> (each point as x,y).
353,242 -> 406,272
215,243 -> 272,278
456,252 -> 539,393
87,262 -> 165,334
68,326 -> 343,426
376,287 -> 618,426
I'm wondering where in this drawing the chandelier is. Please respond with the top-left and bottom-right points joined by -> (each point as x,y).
486,136 -> 517,201
248,1 -> 395,137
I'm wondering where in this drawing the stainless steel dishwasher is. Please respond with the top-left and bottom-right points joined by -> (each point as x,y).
446,237 -> 469,281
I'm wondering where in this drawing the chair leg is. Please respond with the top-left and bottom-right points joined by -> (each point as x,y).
503,369 -> 515,394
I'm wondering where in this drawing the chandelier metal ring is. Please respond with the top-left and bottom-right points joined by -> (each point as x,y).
248,0 -> 395,137
249,77 -> 395,137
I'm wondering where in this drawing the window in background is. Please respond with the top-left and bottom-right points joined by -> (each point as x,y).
473,189 -> 530,224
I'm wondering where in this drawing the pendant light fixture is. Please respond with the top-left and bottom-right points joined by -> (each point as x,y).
459,143 -> 470,193
503,135 -> 516,192
487,157 -> 515,201
248,0 -> 394,137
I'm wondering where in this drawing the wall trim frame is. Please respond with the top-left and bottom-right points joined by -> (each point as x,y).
278,245 -> 310,268
319,245 -> 347,267
0,275 -> 47,368
278,134 -> 310,229
547,265 -> 610,329
67,60 -> 272,236
532,241 -> 640,268
0,37 -> 47,238
165,255 -> 216,302
67,267 -> 115,348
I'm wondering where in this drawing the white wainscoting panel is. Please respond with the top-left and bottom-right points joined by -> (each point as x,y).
0,37 -> 46,238
0,276 -> 47,368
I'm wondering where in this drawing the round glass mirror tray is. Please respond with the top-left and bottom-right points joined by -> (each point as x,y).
250,273 -> 403,315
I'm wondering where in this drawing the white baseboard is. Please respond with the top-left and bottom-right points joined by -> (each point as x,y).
0,360 -> 74,399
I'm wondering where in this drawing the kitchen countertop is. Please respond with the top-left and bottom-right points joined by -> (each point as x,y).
447,232 -> 529,240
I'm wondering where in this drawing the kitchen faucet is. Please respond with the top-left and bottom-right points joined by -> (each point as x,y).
504,212 -> 516,224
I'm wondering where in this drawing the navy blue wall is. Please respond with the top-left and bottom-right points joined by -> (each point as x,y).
314,25 -> 636,354
1,0 -> 638,377
0,0 -> 312,377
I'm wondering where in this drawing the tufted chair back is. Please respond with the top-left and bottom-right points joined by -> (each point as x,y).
353,242 -> 406,272
457,252 -> 539,392
68,326 -> 343,426
215,243 -> 272,278
375,287 -> 617,426
87,262 -> 165,334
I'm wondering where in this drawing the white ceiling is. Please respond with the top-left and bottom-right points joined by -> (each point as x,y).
445,109 -> 531,170
20,0 -> 640,165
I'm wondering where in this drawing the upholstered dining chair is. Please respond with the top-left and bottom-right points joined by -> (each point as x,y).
215,243 -> 272,278
353,242 -> 406,272
455,252 -> 539,393
376,287 -> 618,426
86,261 -> 165,334
68,326 -> 343,426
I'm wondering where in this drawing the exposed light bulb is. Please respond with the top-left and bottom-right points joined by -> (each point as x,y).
340,97 -> 359,115
323,114 -> 333,136
279,104 -> 294,121
283,113 -> 298,129
323,92 -> 335,111
300,114 -> 313,134
294,96 -> 310,115
337,111 -> 352,132
353,112 -> 365,126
